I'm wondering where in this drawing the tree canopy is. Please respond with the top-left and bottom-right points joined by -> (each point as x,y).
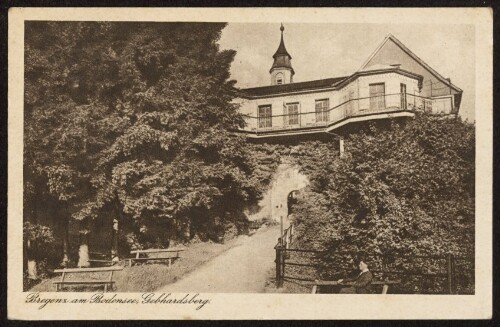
24,22 -> 265,264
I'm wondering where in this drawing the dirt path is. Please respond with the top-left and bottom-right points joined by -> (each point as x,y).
157,225 -> 280,293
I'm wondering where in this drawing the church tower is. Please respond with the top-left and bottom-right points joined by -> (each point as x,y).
270,24 -> 294,85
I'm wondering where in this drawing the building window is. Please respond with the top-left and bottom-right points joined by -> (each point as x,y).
284,102 -> 299,126
258,105 -> 272,128
277,79 -> 283,85
315,99 -> 329,123
400,83 -> 407,109
369,83 -> 386,110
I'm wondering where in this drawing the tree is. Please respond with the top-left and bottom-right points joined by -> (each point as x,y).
24,22 -> 266,271
24,22 -> 113,267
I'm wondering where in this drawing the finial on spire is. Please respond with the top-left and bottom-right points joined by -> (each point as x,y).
280,23 -> 284,33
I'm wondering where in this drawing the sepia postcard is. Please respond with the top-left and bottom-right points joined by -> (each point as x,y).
7,7 -> 493,320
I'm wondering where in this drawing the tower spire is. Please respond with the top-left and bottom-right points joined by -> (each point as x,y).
273,23 -> 292,60
270,23 -> 294,85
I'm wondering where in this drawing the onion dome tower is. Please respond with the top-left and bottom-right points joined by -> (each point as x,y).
270,23 -> 295,85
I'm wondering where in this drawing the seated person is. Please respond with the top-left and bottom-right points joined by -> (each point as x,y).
337,259 -> 373,294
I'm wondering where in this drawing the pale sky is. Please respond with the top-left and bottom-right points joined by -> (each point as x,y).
219,23 -> 475,122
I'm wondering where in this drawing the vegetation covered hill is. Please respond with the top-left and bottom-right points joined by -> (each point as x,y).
281,114 -> 475,293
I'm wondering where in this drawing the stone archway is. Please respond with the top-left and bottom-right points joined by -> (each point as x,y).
246,161 -> 309,228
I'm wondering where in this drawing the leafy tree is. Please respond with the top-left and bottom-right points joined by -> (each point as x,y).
24,22 -> 114,267
24,22 -> 267,270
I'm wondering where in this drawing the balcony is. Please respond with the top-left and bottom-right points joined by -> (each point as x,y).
240,93 -> 434,138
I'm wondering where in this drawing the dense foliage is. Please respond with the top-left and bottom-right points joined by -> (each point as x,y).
285,115 -> 475,293
24,22 -> 268,271
23,22 -> 475,294
23,222 -> 56,259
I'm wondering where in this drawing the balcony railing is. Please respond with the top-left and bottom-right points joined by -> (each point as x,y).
241,93 -> 433,134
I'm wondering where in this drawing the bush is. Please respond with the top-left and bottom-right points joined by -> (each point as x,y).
287,114 -> 475,293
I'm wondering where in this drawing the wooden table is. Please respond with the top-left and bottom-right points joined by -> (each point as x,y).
127,248 -> 186,268
53,266 -> 124,292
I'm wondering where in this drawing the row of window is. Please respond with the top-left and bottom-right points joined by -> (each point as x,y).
256,83 -> 408,128
257,99 -> 330,128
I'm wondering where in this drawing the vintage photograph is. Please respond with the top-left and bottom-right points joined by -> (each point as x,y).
8,7 -> 492,320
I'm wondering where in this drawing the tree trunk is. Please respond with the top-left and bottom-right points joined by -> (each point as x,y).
78,243 -> 90,267
111,218 -> 119,261
27,260 -> 38,279
26,194 -> 39,278
61,216 -> 70,267
183,220 -> 191,240
26,239 -> 38,279
112,193 -> 124,261
77,219 -> 90,267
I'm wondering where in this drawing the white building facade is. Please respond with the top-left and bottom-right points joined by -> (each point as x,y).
234,27 -> 462,139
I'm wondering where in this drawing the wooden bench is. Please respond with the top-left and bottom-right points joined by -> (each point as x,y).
88,259 -> 117,267
127,248 -> 185,268
311,279 -> 401,294
248,221 -> 262,235
88,251 -> 117,267
53,266 -> 123,292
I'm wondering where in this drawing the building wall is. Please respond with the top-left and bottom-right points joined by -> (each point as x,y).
363,39 -> 460,111
236,88 -> 337,131
357,72 -> 420,111
236,71 -> 421,132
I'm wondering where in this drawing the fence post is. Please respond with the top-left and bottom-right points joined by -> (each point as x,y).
281,247 -> 286,285
451,254 -> 456,293
446,253 -> 455,294
275,241 -> 283,288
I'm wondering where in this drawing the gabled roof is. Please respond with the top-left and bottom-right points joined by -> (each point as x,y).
238,76 -> 347,97
237,66 -> 423,98
359,33 -> 462,93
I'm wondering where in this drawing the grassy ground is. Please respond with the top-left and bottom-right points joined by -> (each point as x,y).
30,233 -> 250,293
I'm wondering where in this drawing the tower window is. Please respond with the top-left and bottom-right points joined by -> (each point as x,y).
274,72 -> 284,85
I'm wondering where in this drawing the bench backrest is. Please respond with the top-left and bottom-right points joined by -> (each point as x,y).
130,248 -> 186,254
54,266 -> 124,274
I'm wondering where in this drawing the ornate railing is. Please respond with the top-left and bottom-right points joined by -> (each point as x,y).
241,93 -> 433,133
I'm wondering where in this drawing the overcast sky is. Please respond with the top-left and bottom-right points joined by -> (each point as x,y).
219,23 -> 475,122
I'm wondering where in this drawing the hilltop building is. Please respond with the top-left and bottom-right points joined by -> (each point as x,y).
235,25 -> 462,139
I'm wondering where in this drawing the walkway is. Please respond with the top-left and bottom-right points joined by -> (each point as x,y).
157,225 -> 280,293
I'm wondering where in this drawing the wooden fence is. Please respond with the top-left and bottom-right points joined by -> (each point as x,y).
274,225 -> 474,294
